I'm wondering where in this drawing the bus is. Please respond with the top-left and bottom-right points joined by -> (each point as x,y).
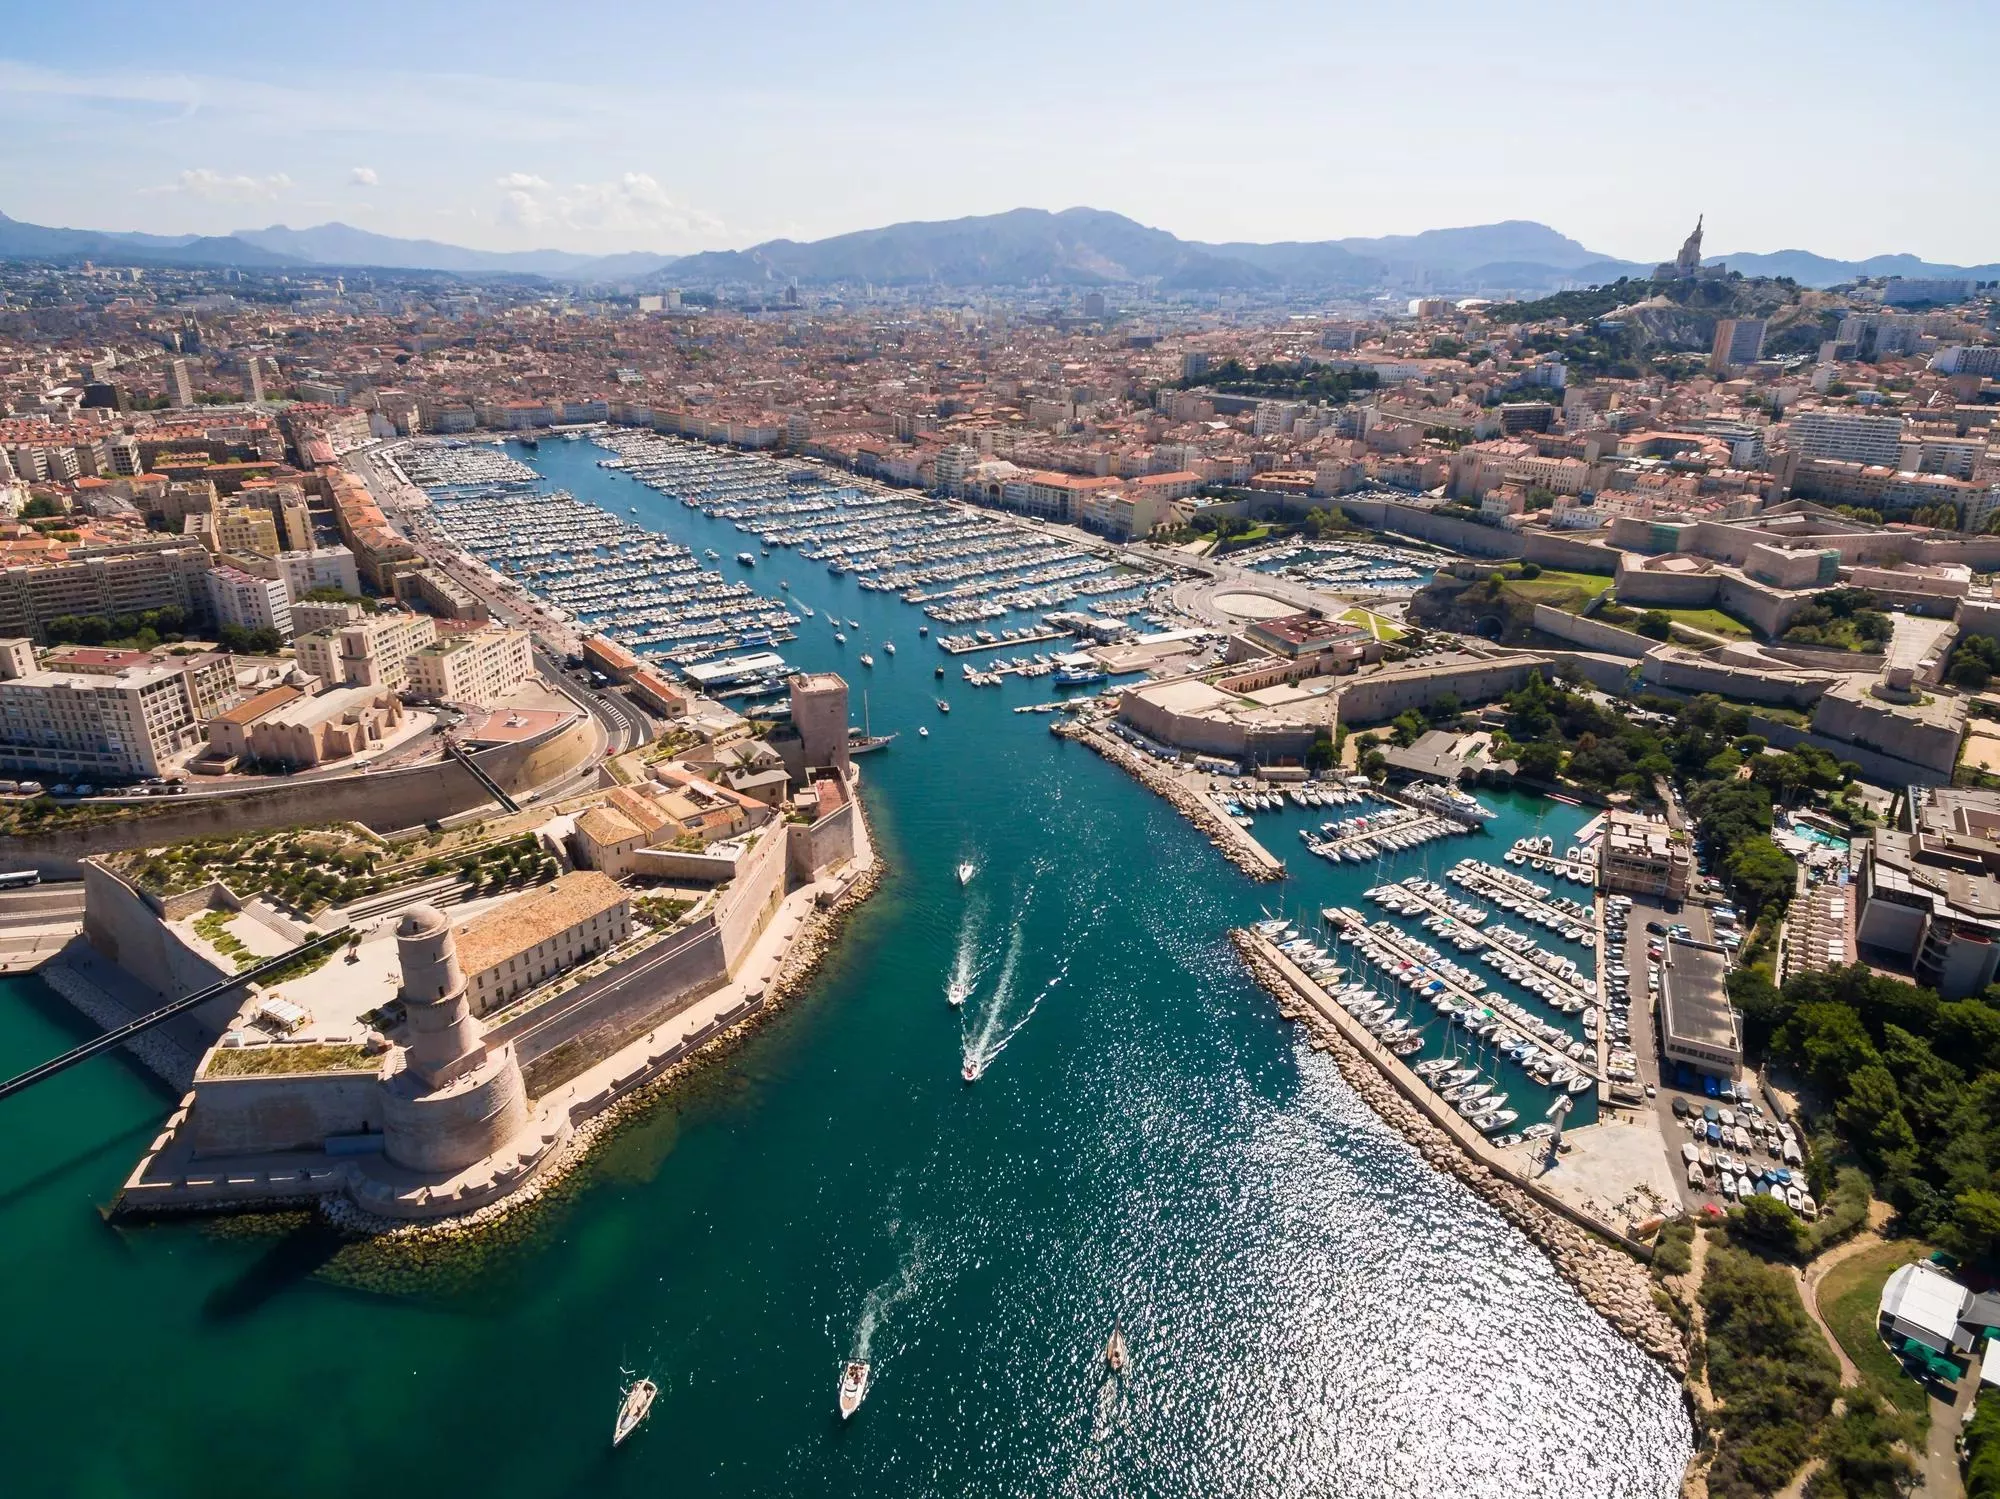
0,869 -> 41,890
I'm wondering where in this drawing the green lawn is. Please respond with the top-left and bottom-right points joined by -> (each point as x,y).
1340,607 -> 1405,641
1819,1239 -> 1934,1433
1659,607 -> 1754,638
1504,569 -> 1618,613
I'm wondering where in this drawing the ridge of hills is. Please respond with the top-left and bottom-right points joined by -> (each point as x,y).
0,206 -> 1990,292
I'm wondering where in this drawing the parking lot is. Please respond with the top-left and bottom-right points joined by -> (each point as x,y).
1606,889 -> 1815,1218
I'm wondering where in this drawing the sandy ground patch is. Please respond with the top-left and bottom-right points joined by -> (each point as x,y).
1963,731 -> 2000,774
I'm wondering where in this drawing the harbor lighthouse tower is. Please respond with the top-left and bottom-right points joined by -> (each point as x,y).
380,904 -> 530,1172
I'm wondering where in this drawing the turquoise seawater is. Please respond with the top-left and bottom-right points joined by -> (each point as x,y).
0,440 -> 1689,1497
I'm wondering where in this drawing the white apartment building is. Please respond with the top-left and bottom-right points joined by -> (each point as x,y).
1790,411 -> 1906,468
293,610 -> 438,692
406,628 -> 533,707
274,546 -> 361,602
0,651 -> 207,780
203,566 -> 294,641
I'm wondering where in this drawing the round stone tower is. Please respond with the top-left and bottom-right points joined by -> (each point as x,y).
381,903 -> 529,1174
394,904 -> 479,1087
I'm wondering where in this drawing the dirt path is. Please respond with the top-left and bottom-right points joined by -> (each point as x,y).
1794,1228 -> 1883,1387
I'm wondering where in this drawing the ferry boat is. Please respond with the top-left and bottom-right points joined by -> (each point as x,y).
613,1378 -> 657,1446
1054,666 -> 1107,687
838,1361 -> 870,1419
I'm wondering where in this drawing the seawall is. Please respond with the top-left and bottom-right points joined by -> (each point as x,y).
1231,928 -> 1686,1373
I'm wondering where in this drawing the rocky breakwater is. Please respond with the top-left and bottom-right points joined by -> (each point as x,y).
1230,929 -> 1687,1374
1052,718 -> 1283,883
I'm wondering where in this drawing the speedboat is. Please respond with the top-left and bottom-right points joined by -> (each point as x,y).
1105,1325 -> 1129,1375
613,1378 -> 657,1446
838,1361 -> 870,1419
957,862 -> 976,886
962,1058 -> 980,1083
936,699 -> 950,714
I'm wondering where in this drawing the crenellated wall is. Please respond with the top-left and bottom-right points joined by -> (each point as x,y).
1528,605 -> 1651,659
1334,659 -> 1548,726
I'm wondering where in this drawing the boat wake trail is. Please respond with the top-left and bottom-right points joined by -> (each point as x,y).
945,902 -> 984,1008
962,934 -> 1073,1080
961,924 -> 1023,1079
851,1236 -> 926,1363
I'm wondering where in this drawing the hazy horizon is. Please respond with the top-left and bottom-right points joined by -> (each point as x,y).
3,0 -> 1994,265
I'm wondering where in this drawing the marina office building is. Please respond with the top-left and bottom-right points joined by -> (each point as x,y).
1598,811 -> 1693,902
1657,936 -> 1742,1078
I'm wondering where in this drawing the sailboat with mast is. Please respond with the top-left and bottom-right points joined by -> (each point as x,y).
847,689 -> 896,754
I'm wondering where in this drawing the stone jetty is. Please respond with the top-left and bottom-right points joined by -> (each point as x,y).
1231,928 -> 1686,1374
1053,718 -> 1283,882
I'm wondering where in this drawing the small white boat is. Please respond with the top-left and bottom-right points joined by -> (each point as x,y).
962,1058 -> 980,1083
883,641 -> 896,654
1105,1324 -> 1128,1375
918,726 -> 930,738
957,862 -> 976,886
613,1378 -> 657,1447
838,1361 -> 870,1420
936,699 -> 950,714
859,654 -> 875,667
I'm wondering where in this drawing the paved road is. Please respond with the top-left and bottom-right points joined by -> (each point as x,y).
486,922 -> 718,1056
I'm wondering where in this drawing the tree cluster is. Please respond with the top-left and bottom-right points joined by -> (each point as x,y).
1732,963 -> 2000,1262
1175,358 -> 1379,403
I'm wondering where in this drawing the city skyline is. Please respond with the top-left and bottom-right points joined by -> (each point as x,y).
2,0 -> 1996,265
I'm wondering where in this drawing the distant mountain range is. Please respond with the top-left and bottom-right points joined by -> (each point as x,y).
0,205 -> 1991,292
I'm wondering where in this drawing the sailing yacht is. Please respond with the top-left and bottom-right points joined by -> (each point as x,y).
613,1378 -> 657,1446
1105,1325 -> 1129,1375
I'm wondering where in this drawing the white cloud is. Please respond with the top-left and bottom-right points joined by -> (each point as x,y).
142,167 -> 293,201
492,171 -> 724,244
349,165 -> 378,187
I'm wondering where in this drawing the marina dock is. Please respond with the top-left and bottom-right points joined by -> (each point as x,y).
936,628 -> 1069,655
1364,877 -> 1600,1015
1322,909 -> 1599,1083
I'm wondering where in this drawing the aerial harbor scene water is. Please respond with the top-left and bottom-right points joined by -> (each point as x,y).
0,432 -> 1691,1497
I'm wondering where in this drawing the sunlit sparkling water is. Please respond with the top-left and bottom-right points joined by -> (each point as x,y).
0,441 -> 1688,1497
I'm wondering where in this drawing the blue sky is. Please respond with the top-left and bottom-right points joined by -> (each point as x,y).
2,0 -> 1993,263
